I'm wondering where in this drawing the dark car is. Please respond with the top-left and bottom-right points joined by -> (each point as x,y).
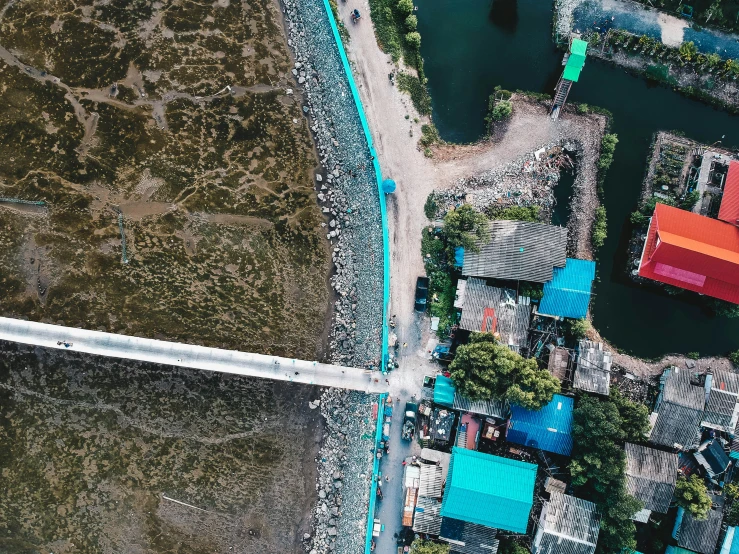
414,277 -> 429,312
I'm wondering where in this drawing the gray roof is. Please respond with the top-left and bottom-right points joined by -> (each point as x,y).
702,370 -> 739,433
650,368 -> 705,449
457,279 -> 532,351
440,517 -> 500,554
462,220 -> 567,283
413,496 -> 442,535
624,443 -> 678,514
574,341 -> 612,396
419,463 -> 444,498
452,393 -> 509,420
676,496 -> 724,554
533,493 -> 600,554
548,347 -> 571,381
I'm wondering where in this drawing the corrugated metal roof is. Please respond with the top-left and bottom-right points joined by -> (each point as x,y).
650,367 -> 705,449
457,279 -> 531,349
574,341 -> 611,396
440,517 -> 500,554
507,395 -> 574,456
638,203 -> 739,303
702,370 -> 739,433
674,497 -> 724,554
462,220 -> 567,283
539,259 -> 596,319
419,463 -> 444,498
434,375 -> 509,419
441,448 -> 536,533
624,443 -> 678,514
413,496 -> 443,535
533,493 -> 600,554
719,161 -> 739,225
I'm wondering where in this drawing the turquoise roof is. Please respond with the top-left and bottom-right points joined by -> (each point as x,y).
539,258 -> 596,319
507,394 -> 574,456
441,447 -> 536,533
563,39 -> 588,82
434,374 -> 456,406
722,527 -> 739,554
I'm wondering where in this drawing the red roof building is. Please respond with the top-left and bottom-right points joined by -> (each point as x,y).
638,203 -> 739,304
719,161 -> 739,226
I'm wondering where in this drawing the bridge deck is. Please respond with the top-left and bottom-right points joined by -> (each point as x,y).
0,318 -> 388,394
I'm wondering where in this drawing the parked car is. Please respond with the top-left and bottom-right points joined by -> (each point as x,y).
414,277 -> 429,312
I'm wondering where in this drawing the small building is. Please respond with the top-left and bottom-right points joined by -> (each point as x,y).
637,203 -> 739,304
440,447 -> 537,534
532,493 -> 600,554
434,375 -> 510,420
719,526 -> 739,554
538,259 -> 597,320
456,278 -> 532,352
718,161 -> 739,225
425,407 -> 456,445
574,341 -> 612,396
507,394 -> 574,456
693,438 -> 731,485
413,496 -> 443,535
547,346 -> 572,381
649,367 -> 705,450
439,517 -> 500,554
672,495 -> 724,554
420,448 -> 452,482
462,220 -> 567,283
701,369 -> 739,434
624,443 -> 678,522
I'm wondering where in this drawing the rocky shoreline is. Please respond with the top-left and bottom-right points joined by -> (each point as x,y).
281,0 -> 385,370
302,390 -> 378,554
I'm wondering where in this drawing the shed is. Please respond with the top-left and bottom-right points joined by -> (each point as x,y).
440,448 -> 537,534
462,220 -> 567,283
538,259 -> 596,319
574,341 -> 612,396
693,438 -> 731,483
532,493 -> 600,554
507,394 -> 574,456
434,375 -> 510,420
563,39 -> 588,82
440,517 -> 500,554
547,346 -> 572,381
701,369 -> 739,434
624,443 -> 678,515
672,496 -> 724,554
649,367 -> 705,449
456,278 -> 532,352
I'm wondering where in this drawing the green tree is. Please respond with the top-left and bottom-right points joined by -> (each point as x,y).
442,205 -> 488,253
712,299 -> 739,318
592,205 -> 607,249
725,59 -> 739,77
611,389 -> 650,439
396,0 -> 414,16
597,134 -> 619,171
569,318 -> 590,340
679,41 -> 698,62
490,100 -> 513,121
498,539 -> 530,554
675,475 -> 712,519
507,362 -> 561,410
725,482 -> 739,500
405,14 -> 417,30
405,31 -> 421,50
680,190 -> 701,210
729,350 -> 739,366
410,539 -> 450,554
706,52 -> 722,69
598,488 -> 642,553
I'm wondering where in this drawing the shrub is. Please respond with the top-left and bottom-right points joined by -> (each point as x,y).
679,41 -> 698,62
592,206 -> 607,249
729,350 -> 739,366
443,205 -> 488,253
570,318 -> 590,339
675,475 -> 712,519
597,134 -> 619,172
680,190 -> 701,210
420,123 -> 441,147
488,205 -> 539,222
405,31 -> 421,49
712,299 -> 739,318
687,351 -> 700,360
396,0 -> 414,15
424,193 -> 438,220
490,100 -> 512,121
404,14 -> 417,30
396,73 -> 432,115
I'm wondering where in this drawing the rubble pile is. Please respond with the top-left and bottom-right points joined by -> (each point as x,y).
304,390 -> 378,554
282,0 -> 384,369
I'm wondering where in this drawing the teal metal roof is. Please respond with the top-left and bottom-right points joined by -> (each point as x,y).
563,39 -> 588,82
441,447 -> 536,533
539,258 -> 596,319
434,374 -> 456,406
722,527 -> 739,554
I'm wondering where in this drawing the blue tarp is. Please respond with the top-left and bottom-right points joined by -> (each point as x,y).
538,258 -> 596,319
434,374 -> 456,406
454,247 -> 465,268
507,394 -> 574,456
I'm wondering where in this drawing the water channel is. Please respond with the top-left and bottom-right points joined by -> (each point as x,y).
417,0 -> 739,358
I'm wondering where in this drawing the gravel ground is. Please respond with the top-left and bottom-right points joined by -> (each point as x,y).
282,0 -> 384,369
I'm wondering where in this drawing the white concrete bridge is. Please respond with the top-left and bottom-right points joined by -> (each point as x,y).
0,318 -> 388,394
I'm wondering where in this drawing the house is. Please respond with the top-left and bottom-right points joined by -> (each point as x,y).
434,375 -> 510,420
672,495 -> 724,554
624,443 -> 678,522
440,448 -> 537,534
649,367 -> 705,450
507,394 -> 574,456
693,438 -> 731,484
462,220 -> 567,283
718,160 -> 739,225
701,369 -> 739,434
532,493 -> 601,554
637,203 -> 739,304
538,259 -> 597,319
719,525 -> 739,554
574,341 -> 612,396
439,518 -> 500,554
455,278 -> 532,352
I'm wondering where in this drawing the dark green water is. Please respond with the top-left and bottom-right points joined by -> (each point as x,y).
417,0 -> 739,357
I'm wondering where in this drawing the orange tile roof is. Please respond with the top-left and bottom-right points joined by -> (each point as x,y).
719,161 -> 739,225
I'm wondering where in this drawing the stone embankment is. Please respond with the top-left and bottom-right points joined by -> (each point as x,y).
302,390 -> 378,554
282,0 -> 384,370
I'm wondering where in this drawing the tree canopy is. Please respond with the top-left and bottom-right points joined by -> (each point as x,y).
675,474 -> 712,520
449,333 -> 559,409
410,539 -> 450,554
443,205 -> 488,253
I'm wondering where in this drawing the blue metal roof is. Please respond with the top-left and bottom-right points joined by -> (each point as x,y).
507,394 -> 574,456
441,447 -> 536,533
721,527 -> 739,554
454,246 -> 465,268
434,375 -> 456,406
538,258 -> 596,319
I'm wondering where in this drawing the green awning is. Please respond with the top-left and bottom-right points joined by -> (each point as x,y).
563,40 -> 588,82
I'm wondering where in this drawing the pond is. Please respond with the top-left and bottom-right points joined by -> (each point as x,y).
417,0 -> 739,357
